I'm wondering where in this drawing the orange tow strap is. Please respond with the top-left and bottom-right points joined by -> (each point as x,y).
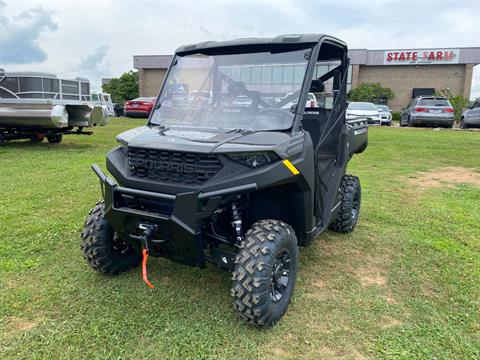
141,248 -> 155,289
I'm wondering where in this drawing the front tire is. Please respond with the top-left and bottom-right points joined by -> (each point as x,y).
231,219 -> 298,327
460,118 -> 468,129
330,175 -> 361,233
81,202 -> 141,275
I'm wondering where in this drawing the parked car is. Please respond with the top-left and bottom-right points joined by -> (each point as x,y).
400,96 -> 454,128
124,97 -> 157,118
346,102 -> 381,125
460,99 -> 480,129
375,104 -> 392,126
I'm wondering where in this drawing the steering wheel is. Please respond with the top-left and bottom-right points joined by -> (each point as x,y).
251,108 -> 293,129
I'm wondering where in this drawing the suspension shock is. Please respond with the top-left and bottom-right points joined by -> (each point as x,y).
231,196 -> 243,243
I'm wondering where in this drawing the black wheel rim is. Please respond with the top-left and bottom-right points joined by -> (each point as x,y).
352,190 -> 360,220
112,233 -> 132,256
269,250 -> 291,303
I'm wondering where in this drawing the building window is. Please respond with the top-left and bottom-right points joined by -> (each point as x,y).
231,67 -> 240,81
240,67 -> 251,83
272,66 -> 283,84
221,67 -> 231,78
316,65 -> 329,79
251,67 -> 262,84
261,66 -> 272,84
283,66 -> 294,84
293,65 -> 306,84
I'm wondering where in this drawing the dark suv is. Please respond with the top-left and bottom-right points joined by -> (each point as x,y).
400,96 -> 455,128
81,34 -> 368,327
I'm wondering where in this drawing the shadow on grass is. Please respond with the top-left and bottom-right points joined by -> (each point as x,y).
0,141 -> 96,151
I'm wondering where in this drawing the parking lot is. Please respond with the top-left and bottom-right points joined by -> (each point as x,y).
1,118 -> 479,359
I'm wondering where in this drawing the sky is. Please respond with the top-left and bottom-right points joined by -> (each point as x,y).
0,0 -> 479,97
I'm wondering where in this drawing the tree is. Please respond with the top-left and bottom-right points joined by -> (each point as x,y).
348,82 -> 395,104
434,88 -> 470,122
102,71 -> 138,104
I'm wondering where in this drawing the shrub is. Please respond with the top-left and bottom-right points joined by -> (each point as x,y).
102,71 -> 138,104
434,89 -> 469,122
348,82 -> 395,104
391,111 -> 401,121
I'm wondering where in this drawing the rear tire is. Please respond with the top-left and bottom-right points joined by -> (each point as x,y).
47,133 -> 63,144
231,219 -> 298,327
330,175 -> 361,233
81,202 -> 141,275
460,118 -> 468,129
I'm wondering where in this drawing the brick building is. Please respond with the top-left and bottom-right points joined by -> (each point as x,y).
133,47 -> 480,111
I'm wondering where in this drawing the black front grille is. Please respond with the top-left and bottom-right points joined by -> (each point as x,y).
128,147 -> 223,185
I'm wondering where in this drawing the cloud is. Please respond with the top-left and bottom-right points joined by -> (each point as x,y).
74,45 -> 110,83
77,45 -> 109,74
0,0 -> 58,64
2,0 -> 478,94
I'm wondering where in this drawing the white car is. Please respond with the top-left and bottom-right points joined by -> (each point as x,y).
346,102 -> 381,125
376,104 -> 392,126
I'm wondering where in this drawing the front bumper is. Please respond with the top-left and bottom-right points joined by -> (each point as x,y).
92,164 -> 256,267
380,115 -> 391,125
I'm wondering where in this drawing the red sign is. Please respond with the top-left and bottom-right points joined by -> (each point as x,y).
383,49 -> 459,65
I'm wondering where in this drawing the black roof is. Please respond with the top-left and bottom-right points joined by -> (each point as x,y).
175,34 -> 347,55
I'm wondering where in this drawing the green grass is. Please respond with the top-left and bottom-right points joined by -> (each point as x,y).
1,119 -> 479,359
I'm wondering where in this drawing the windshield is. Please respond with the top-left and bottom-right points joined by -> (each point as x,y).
150,49 -> 310,131
348,102 -> 378,111
376,105 -> 389,111
418,98 -> 451,107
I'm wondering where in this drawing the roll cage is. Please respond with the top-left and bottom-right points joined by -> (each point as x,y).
149,34 -> 349,134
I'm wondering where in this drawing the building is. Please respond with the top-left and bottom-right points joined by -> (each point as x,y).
133,47 -> 480,111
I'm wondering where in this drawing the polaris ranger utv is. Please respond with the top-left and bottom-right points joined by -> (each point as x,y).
81,34 -> 368,327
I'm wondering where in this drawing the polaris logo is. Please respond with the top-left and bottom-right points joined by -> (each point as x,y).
130,158 -> 196,173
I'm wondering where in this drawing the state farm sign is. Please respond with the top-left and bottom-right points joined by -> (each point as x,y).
383,49 -> 460,65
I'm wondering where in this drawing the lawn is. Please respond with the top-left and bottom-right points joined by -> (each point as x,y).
0,118 -> 479,359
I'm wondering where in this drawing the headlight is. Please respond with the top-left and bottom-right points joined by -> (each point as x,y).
226,151 -> 279,168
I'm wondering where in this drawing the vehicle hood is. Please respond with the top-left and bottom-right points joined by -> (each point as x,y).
346,109 -> 379,116
117,126 -> 293,154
